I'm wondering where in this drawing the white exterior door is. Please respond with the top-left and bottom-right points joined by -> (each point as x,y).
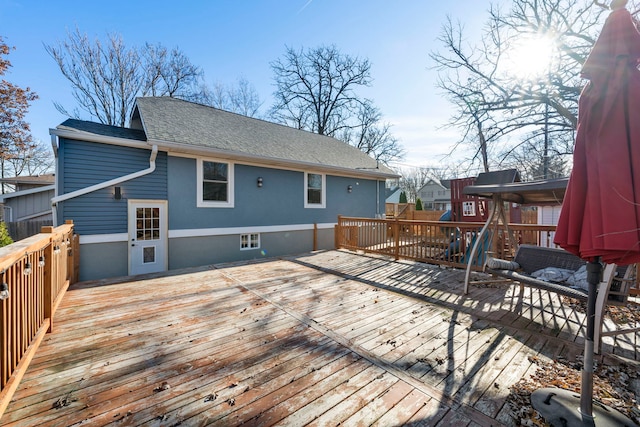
128,200 -> 168,275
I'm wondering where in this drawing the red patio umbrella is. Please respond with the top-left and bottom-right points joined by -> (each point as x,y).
534,1 -> 640,425
554,2 -> 640,265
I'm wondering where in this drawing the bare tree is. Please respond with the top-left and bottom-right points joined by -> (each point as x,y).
0,139 -> 54,194
6,140 -> 54,177
204,77 -> 263,117
500,130 -> 571,180
45,29 -> 143,127
337,102 -> 405,165
1,36 -> 43,193
270,45 -> 372,136
397,166 -> 457,202
46,28 -> 205,127
141,43 -> 204,100
398,167 -> 431,203
430,0 -> 612,175
270,44 -> 404,163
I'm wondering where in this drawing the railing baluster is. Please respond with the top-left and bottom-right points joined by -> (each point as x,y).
334,216 -> 558,268
0,222 -> 76,419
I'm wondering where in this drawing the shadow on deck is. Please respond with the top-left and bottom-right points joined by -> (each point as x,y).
2,250 -> 638,426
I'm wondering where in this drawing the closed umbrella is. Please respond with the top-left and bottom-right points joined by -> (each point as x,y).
534,1 -> 640,425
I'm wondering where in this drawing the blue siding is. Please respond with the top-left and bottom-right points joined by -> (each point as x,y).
59,138 -> 167,235
59,139 -> 384,236
167,156 -> 383,230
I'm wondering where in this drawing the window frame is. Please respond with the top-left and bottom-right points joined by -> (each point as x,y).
240,233 -> 260,250
462,201 -> 476,217
197,157 -> 234,208
304,172 -> 326,209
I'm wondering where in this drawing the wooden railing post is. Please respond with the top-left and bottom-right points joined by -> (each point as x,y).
335,216 -> 343,249
40,226 -> 55,333
64,220 -> 77,285
72,234 -> 80,284
393,218 -> 400,260
313,223 -> 318,252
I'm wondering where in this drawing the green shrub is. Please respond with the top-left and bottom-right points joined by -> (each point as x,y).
0,222 -> 13,247
415,198 -> 423,210
399,191 -> 407,203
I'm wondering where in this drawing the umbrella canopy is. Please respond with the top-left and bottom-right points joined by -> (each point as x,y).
554,4 -> 640,266
544,3 -> 640,424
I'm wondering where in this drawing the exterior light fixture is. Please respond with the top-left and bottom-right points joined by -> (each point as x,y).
114,186 -> 122,200
39,256 -> 45,267
257,177 -> 263,188
347,185 -> 353,193
0,281 -> 9,300
23,258 -> 32,275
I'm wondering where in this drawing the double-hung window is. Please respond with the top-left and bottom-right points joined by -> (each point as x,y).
197,158 -> 234,207
305,172 -> 325,208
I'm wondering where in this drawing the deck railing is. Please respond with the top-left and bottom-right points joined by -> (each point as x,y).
0,220 -> 77,417
335,216 -> 557,270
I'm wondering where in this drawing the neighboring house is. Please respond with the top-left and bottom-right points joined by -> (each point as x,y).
50,97 -> 398,281
385,187 -> 402,204
538,205 -> 562,247
416,179 -> 451,211
0,174 -> 55,222
385,187 -> 404,218
0,173 -> 55,192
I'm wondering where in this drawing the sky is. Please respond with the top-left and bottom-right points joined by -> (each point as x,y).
1,0 -> 497,171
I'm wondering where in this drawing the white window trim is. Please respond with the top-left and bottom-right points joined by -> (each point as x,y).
304,172 -> 326,209
240,233 -> 260,250
197,157 -> 234,208
462,201 -> 476,217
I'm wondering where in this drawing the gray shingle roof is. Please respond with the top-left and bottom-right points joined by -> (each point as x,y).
59,119 -> 147,141
133,97 -> 397,177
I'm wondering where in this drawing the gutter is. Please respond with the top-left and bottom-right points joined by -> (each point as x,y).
51,127 -> 150,150
148,138 -> 400,180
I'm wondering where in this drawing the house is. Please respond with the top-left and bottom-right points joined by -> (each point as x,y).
0,173 -> 55,193
50,97 -> 398,281
384,187 -> 405,218
416,179 -> 451,211
538,205 -> 562,247
0,174 -> 55,223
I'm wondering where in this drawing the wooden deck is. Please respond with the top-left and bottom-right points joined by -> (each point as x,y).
1,250 -> 638,426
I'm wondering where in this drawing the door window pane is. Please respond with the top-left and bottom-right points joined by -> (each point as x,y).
136,206 -> 161,241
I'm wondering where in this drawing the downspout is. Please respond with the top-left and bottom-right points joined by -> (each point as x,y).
50,134 -> 59,225
51,144 -> 158,225
376,180 -> 381,218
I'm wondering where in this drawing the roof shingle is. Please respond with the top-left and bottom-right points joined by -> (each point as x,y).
59,119 -> 147,141
133,97 -> 396,176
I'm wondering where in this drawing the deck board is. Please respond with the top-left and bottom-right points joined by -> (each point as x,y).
2,249 -> 638,426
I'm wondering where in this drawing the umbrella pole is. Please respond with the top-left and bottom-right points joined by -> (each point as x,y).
580,258 -> 601,421
532,257 -> 635,426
